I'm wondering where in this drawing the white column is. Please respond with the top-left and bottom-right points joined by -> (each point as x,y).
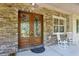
72,15 -> 79,45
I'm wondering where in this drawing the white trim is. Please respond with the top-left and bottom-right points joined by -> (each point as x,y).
52,15 -> 66,20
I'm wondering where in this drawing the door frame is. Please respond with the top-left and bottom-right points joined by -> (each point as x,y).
18,10 -> 44,49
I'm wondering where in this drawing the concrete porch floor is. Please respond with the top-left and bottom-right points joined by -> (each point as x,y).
16,45 -> 79,56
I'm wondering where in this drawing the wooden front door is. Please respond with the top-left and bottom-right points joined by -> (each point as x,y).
18,11 -> 43,48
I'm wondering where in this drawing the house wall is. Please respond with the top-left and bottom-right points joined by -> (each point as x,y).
0,3 -> 70,55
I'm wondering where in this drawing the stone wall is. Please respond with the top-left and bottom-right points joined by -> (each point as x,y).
0,4 -> 18,55
0,3 -> 70,55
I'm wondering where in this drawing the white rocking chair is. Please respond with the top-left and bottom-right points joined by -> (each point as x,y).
57,33 -> 68,48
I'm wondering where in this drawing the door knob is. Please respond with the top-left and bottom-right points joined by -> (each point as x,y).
30,31 -> 33,36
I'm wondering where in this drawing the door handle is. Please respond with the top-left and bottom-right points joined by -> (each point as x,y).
30,31 -> 33,36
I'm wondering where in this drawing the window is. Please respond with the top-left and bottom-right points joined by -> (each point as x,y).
53,16 -> 66,33
76,19 -> 79,33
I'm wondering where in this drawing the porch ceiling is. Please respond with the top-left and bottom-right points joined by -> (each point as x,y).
38,3 -> 79,15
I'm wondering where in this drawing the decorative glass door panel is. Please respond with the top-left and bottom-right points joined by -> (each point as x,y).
18,11 -> 43,48
34,16 -> 41,37
21,15 -> 30,37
